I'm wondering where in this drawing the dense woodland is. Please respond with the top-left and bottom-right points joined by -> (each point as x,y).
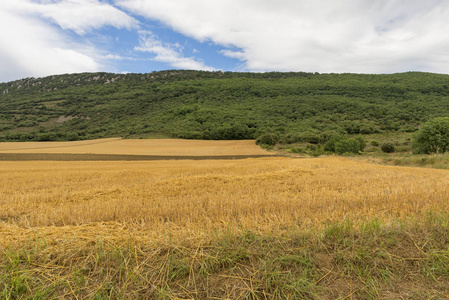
1,70 -> 449,145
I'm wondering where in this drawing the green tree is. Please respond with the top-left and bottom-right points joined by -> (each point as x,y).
412,117 -> 449,154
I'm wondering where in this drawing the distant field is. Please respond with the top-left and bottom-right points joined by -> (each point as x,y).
0,138 -> 273,156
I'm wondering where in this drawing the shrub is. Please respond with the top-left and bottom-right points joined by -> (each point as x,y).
324,135 -> 345,152
342,121 -> 360,134
283,133 -> 301,144
371,140 -> 379,146
299,132 -> 321,144
282,132 -> 321,144
395,146 -> 410,153
412,117 -> 449,154
257,133 -> 279,146
306,144 -> 317,151
334,138 -> 361,155
381,142 -> 395,153
403,125 -> 417,132
355,137 -> 366,151
35,133 -> 57,141
67,133 -> 80,141
290,147 -> 304,154
359,124 -> 374,134
320,131 -> 338,143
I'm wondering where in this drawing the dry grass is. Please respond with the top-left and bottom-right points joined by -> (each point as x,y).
1,156 -> 449,298
1,157 -> 448,244
0,138 -> 273,156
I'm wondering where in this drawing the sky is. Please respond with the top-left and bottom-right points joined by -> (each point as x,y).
1,0 -> 449,83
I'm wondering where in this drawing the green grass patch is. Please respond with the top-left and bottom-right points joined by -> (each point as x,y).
2,216 -> 449,299
378,153 -> 449,169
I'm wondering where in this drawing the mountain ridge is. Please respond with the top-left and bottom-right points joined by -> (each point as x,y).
1,70 -> 449,142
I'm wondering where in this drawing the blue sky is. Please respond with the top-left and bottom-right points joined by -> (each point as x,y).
2,0 -> 449,82
80,18 -> 240,73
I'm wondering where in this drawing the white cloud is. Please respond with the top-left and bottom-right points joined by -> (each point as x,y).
135,31 -> 214,71
3,0 -> 449,82
0,4 -> 97,82
116,0 -> 449,74
9,0 -> 138,35
220,50 -> 245,61
0,0 -> 138,82
38,0 -> 138,35
101,54 -> 125,60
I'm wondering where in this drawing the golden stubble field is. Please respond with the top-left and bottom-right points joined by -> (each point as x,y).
2,140 -> 449,299
1,155 -> 449,247
0,138 -> 273,156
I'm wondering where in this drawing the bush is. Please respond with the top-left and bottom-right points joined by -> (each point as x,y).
359,124 -> 374,134
67,133 -> 80,141
282,133 -> 301,144
290,147 -> 305,154
371,140 -> 379,146
280,132 -> 321,144
299,132 -> 321,144
306,144 -> 317,151
342,121 -> 360,134
35,133 -> 57,141
324,135 -> 345,152
412,117 -> 449,154
257,133 -> 279,146
381,142 -> 395,153
334,138 -> 361,155
355,136 -> 366,151
395,146 -> 410,153
320,131 -> 338,143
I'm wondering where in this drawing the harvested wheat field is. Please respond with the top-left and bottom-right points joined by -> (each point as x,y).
1,156 -> 449,299
0,138 -> 273,156
1,157 -> 449,235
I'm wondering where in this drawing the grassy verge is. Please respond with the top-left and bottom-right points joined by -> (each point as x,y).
351,153 -> 449,170
2,215 -> 449,299
272,132 -> 414,157
379,153 -> 449,170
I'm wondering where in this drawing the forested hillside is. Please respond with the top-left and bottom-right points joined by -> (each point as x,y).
1,70 -> 449,142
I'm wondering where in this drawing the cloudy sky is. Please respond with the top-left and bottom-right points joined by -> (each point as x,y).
1,0 -> 449,82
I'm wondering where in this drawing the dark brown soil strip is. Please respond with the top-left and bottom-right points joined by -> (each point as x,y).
0,153 -> 280,161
